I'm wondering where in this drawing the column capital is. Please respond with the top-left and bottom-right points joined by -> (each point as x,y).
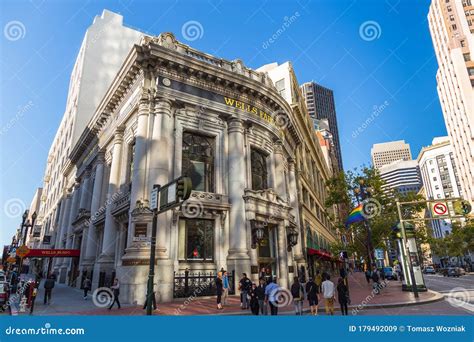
287,157 -> 296,171
273,139 -> 284,155
227,118 -> 244,134
114,126 -> 125,144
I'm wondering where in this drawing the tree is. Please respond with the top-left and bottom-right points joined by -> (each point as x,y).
325,166 -> 425,267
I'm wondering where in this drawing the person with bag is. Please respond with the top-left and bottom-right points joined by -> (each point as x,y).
305,277 -> 319,315
108,278 -> 121,310
371,267 -> 380,294
290,276 -> 305,315
336,277 -> 350,315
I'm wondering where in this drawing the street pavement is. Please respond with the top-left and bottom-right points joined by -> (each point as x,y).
3,272 -> 472,316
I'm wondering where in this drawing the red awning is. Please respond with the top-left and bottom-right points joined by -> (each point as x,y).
24,249 -> 80,258
307,248 -> 332,260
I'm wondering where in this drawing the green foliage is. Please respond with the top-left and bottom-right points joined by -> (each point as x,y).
325,165 -> 426,260
428,219 -> 474,258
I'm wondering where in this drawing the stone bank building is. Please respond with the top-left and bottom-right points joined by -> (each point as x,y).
32,12 -> 338,305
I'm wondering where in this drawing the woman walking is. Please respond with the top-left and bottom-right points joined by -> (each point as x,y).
337,277 -> 350,315
83,277 -> 91,300
108,278 -> 121,310
216,272 -> 223,310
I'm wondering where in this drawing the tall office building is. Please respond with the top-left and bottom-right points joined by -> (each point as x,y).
428,0 -> 474,205
371,140 -> 412,169
417,136 -> 462,239
379,160 -> 422,196
36,10 -> 142,283
301,82 -> 343,172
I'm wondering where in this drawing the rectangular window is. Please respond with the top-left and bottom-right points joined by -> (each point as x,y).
467,67 -> 474,76
251,148 -> 268,190
134,223 -> 147,237
182,132 -> 215,192
179,219 -> 214,261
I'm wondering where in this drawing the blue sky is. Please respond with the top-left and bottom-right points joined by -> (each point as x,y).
0,0 -> 445,246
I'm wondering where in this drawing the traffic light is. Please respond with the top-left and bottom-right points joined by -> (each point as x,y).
453,200 -> 472,216
177,176 -> 192,201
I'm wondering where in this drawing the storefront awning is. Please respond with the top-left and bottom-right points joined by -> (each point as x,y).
307,248 -> 332,260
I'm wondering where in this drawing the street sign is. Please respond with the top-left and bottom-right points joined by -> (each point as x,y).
453,200 -> 472,216
6,256 -> 16,264
16,245 -> 30,258
431,202 -> 448,216
150,186 -> 159,210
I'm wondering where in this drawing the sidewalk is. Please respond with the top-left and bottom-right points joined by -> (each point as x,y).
15,272 -> 443,316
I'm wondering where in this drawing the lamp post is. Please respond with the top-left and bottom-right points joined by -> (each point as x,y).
354,179 -> 374,268
251,220 -> 265,249
21,210 -> 37,246
286,226 -> 299,252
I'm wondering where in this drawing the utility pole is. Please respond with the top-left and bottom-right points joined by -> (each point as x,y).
146,184 -> 160,316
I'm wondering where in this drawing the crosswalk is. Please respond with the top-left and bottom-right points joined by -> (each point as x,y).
440,288 -> 474,313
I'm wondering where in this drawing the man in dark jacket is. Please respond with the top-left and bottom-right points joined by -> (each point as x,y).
43,276 -> 55,304
255,278 -> 267,315
239,273 -> 252,310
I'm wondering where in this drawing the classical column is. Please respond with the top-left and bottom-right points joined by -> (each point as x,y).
62,181 -> 81,282
129,93 -> 150,212
273,140 -> 287,197
79,170 -> 92,210
98,127 -> 124,262
53,195 -> 70,271
150,97 -> 173,257
288,159 -> 304,264
277,221 -> 289,289
83,153 -> 105,266
227,118 -> 250,279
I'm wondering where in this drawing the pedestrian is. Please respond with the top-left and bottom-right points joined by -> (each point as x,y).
249,283 -> 260,315
264,277 -> 280,315
142,291 -> 157,311
238,273 -> 252,310
305,277 -> 319,315
83,277 -> 91,300
108,278 -> 121,310
315,270 -> 323,292
43,275 -> 55,305
216,272 -> 223,310
365,268 -> 372,284
321,274 -> 335,315
336,277 -> 349,315
29,280 -> 39,315
222,270 -> 229,305
371,267 -> 380,294
290,276 -> 304,315
255,278 -> 267,315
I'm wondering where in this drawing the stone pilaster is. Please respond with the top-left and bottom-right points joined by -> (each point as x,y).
226,118 -> 250,283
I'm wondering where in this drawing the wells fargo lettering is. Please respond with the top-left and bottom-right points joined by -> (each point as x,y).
223,97 -> 274,125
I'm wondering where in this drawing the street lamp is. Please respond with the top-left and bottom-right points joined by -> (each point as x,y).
287,226 -> 299,252
251,220 -> 265,249
21,210 -> 37,246
354,180 -> 374,268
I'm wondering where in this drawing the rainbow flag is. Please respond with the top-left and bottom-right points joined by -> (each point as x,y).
345,204 -> 366,227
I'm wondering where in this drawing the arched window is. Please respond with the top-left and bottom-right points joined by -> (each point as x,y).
182,132 -> 215,192
251,148 -> 268,190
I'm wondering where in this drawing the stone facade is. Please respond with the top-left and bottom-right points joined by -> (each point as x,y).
40,32 -> 338,304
